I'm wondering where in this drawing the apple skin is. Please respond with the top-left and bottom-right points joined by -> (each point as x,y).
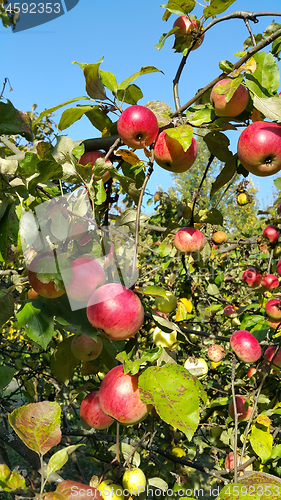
173,16 -> 204,50
87,283 -> 144,341
210,78 -> 249,117
184,357 -> 208,379
65,257 -> 106,302
155,291 -> 177,313
230,330 -> 261,363
153,327 -> 177,348
247,366 -> 257,378
228,396 -> 251,421
99,481 -> 124,500
237,121 -> 281,177
277,258 -> 281,276
225,452 -> 252,472
117,105 -> 159,149
80,391 -> 114,430
261,274 -> 279,291
265,298 -> 281,320
27,287 -> 38,300
224,305 -> 238,319
98,365 -> 152,425
153,131 -> 197,173
28,251 -> 65,299
242,267 -> 262,288
78,151 -> 111,183
122,468 -> 146,496
207,344 -> 225,362
45,481 -> 104,500
237,192 -> 250,206
174,227 -> 206,253
263,224 -> 279,243
264,346 -> 281,369
71,334 -> 103,361
213,231 -> 228,244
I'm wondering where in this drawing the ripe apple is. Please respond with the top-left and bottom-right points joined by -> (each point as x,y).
99,481 -> 124,500
225,452 -> 252,472
213,231 -> 228,244
264,346 -> 281,370
247,366 -> 257,378
65,257 -> 106,302
80,391 -> 114,430
153,130 -> 197,173
184,357 -> 208,379
207,344 -> 225,362
228,396 -> 251,421
71,333 -> 103,361
117,105 -> 159,149
277,258 -> 281,276
261,274 -> 279,291
224,305 -> 238,319
210,78 -> 249,117
265,298 -> 281,320
155,290 -> 177,313
98,365 -> 152,425
263,224 -> 279,243
237,121 -> 281,177
174,227 -> 206,253
152,327 -> 177,348
27,287 -> 38,300
28,251 -> 65,299
230,330 -> 261,363
266,317 -> 281,330
50,481 -> 103,500
242,267 -> 262,288
122,468 -> 146,496
87,283 -> 144,341
173,16 -> 204,50
78,150 -> 112,183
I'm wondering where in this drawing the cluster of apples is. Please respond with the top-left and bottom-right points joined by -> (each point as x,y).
80,365 -> 151,429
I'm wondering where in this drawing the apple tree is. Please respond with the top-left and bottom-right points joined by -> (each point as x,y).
2,1 -> 281,500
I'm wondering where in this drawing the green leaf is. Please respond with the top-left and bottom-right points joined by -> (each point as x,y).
201,208 -> 223,226
8,401 -> 62,456
145,100 -> 173,127
85,107 -> 113,132
142,285 -> 168,298
204,131 -> 233,162
58,106 -> 94,132
0,203 -> 20,261
108,443 -> 140,467
207,283 -> 220,296
219,60 -> 235,73
17,152 -> 40,176
94,179 -> 107,205
246,52 -> 280,98
46,444 -> 84,479
274,178 -> 281,190
185,104 -> 215,126
0,100 -> 33,141
139,364 -> 206,440
16,303 -> 55,350
155,27 -> 179,50
272,36 -> 281,59
73,58 -> 107,100
250,423 -> 273,462
243,33 -> 264,50
253,95 -> 281,122
152,310 -> 182,334
0,464 -> 27,492
117,84 -> 143,105
210,155 -> 237,198
213,77 -> 243,103
165,124 -> 193,152
50,336 -> 80,384
118,66 -> 162,91
203,0 -> 236,20
161,0 -> 195,19
0,366 -> 16,391
0,288 -> 14,328
35,97 -> 91,124
99,70 -> 118,93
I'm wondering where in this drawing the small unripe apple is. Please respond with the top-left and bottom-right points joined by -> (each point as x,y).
171,447 -> 185,458
28,251 -> 65,299
154,130 -> 197,173
228,396 -> 251,421
78,151 -> 111,183
230,330 -> 261,363
71,334 -> 103,361
265,298 -> 281,320
122,468 -> 146,496
207,344 -> 225,362
247,366 -> 257,378
210,78 -> 249,117
80,391 -> 114,430
153,327 -> 177,348
237,192 -> 250,206
99,481 -> 124,500
261,274 -> 279,291
242,267 -> 262,288
263,224 -> 279,243
213,231 -> 228,244
173,16 -> 204,50
65,257 -> 106,302
184,357 -> 208,379
155,291 -> 177,313
117,105 -> 159,149
223,305 -> 238,319
174,227 -> 205,253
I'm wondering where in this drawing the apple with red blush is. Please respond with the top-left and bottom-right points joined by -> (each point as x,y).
247,366 -> 257,378
263,224 -> 279,243
117,105 -> 159,149
153,130 -> 197,173
65,257 -> 105,302
264,346 -> 281,371
174,227 -> 205,253
210,78 -> 249,117
242,267 -> 262,288
71,333 -> 103,362
261,274 -> 279,291
207,344 -> 225,363
78,151 -> 112,183
28,251 -> 65,299
173,16 -> 204,50
265,298 -> 281,320
80,391 -> 114,430
223,305 -> 238,319
230,330 -> 261,363
228,395 -> 252,422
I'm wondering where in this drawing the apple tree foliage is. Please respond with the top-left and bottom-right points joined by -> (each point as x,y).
2,1 -> 281,499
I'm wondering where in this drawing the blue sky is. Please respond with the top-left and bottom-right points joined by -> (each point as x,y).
1,0 -> 281,212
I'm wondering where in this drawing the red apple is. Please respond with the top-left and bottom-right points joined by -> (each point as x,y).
225,451 -> 252,472
265,298 -> 281,320
65,257 -> 106,302
224,305 -> 238,319
213,231 -> 228,244
117,105 -> 159,149
228,396 -> 251,421
207,344 -> 225,362
153,130 -> 197,173
247,366 -> 257,378
210,78 -> 249,117
261,274 -> 279,291
46,481 -> 104,500
71,334 -> 103,361
78,151 -> 112,182
80,391 -> 114,430
28,251 -> 65,299
264,346 -> 281,369
230,330 -> 261,363
277,259 -> 281,276
242,267 -> 262,288
266,317 -> 281,330
174,227 -> 206,253
173,16 -> 204,50
237,121 -> 281,177
98,365 -> 151,425
87,283 -> 144,341
263,224 -> 279,243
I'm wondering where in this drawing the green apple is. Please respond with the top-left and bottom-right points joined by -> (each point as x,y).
153,327 -> 177,348
155,291 -> 177,313
99,481 -> 124,500
122,468 -> 146,496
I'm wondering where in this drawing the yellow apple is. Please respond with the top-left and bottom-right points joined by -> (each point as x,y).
184,357 -> 208,379
155,290 -> 177,313
122,468 -> 146,496
99,481 -> 124,500
153,327 -> 177,348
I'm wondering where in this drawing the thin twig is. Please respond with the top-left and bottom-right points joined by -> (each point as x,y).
190,154 -> 214,225
231,356 -> 238,483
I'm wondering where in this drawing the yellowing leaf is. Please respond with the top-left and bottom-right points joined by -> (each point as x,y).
115,149 -> 141,165
251,108 -> 263,122
231,57 -> 257,77
256,414 -> 271,427
180,298 -> 193,313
